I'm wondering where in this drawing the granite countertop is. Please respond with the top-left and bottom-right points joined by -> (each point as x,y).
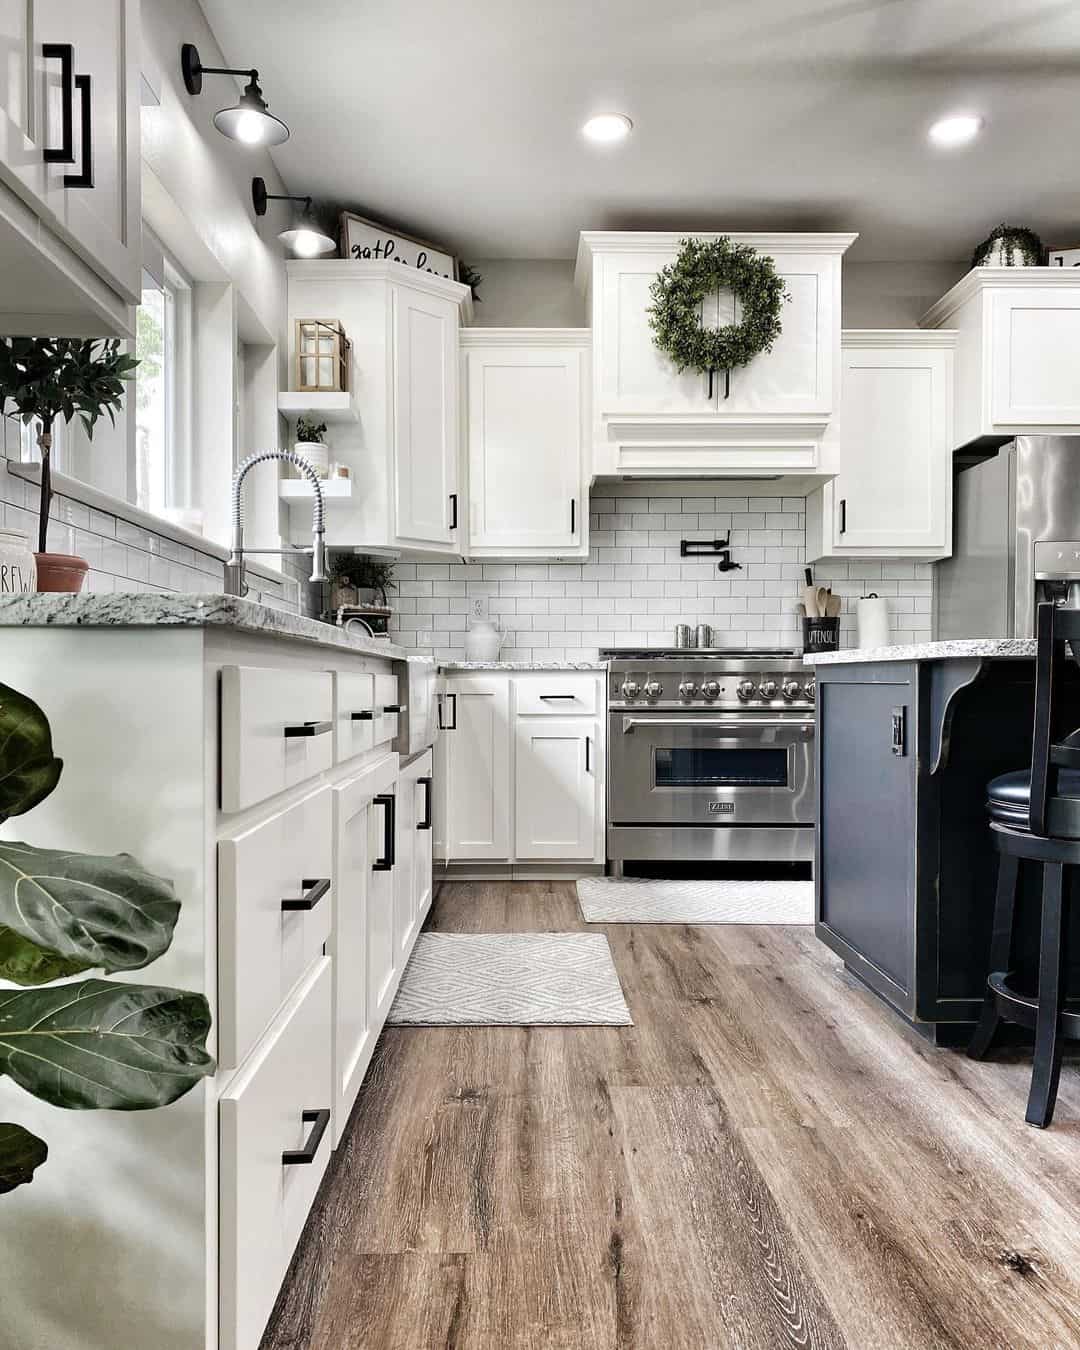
0,593 -> 408,660
439,660 -> 609,672
805,638 -> 1038,666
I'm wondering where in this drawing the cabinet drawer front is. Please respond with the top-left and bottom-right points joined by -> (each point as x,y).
335,672 -> 376,762
373,671 -> 401,747
221,666 -> 334,813
514,675 -> 599,716
219,786 -> 332,1069
220,958 -> 333,1350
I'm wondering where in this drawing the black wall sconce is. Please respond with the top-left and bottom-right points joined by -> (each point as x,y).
181,43 -> 289,146
252,177 -> 335,257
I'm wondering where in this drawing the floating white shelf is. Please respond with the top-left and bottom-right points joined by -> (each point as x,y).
277,390 -> 358,423
278,478 -> 354,501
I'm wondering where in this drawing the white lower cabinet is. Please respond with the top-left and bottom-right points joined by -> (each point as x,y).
396,750 -> 434,957
219,957 -> 333,1350
438,672 -> 605,868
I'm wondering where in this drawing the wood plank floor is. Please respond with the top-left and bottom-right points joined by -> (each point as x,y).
261,881 -> 1080,1350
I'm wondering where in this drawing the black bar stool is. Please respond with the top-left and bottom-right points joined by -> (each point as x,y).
968,600 -> 1080,1127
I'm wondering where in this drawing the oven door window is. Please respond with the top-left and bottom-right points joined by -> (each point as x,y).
654,746 -> 789,788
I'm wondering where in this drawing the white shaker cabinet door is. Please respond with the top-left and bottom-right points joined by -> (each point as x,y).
515,717 -> 599,861
443,676 -> 511,860
990,288 -> 1080,427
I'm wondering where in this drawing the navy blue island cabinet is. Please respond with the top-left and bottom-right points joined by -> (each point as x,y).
812,644 -> 1080,1041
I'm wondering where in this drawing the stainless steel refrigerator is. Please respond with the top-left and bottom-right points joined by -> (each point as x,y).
934,435 -> 1080,640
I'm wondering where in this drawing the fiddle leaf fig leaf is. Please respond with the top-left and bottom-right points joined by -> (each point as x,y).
0,843 -> 180,983
0,682 -> 63,819
0,1122 -> 48,1193
0,980 -> 215,1110
0,925 -> 90,986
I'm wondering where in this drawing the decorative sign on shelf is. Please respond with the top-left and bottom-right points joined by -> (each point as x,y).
340,211 -> 458,281
1049,245 -> 1080,268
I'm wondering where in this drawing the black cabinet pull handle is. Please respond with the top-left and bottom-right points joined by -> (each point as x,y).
373,793 -> 395,870
839,498 -> 847,535
891,706 -> 906,758
723,368 -> 731,400
418,775 -> 433,830
570,498 -> 576,534
382,704 -> 404,714
585,735 -> 592,773
64,72 -> 93,189
42,44 -> 75,163
281,877 -> 331,913
539,693 -> 576,701
284,720 -> 332,738
281,1108 -> 330,1166
449,493 -> 458,530
707,368 -> 714,401
351,709 -> 374,721
438,692 -> 457,730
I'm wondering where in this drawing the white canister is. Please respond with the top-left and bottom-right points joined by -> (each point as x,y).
294,442 -> 330,478
856,594 -> 891,650
464,617 -> 502,662
0,528 -> 36,594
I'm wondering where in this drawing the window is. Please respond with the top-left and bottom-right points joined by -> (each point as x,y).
135,257 -> 197,528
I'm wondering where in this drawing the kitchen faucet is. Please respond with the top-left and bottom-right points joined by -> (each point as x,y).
224,449 -> 327,597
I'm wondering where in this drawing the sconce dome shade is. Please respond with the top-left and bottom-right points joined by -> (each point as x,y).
213,94 -> 290,146
279,225 -> 336,257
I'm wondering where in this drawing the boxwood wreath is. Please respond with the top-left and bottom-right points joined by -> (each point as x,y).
647,237 -> 789,388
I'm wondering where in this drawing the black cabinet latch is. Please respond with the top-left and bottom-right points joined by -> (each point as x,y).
891,706 -> 906,757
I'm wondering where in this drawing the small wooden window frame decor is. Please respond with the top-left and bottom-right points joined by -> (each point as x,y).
295,319 -> 351,393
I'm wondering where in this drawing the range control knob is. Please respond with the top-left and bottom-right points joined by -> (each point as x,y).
701,679 -> 722,700
736,679 -> 755,702
643,680 -> 663,700
620,680 -> 640,700
758,679 -> 778,700
782,679 -> 801,701
678,680 -> 698,700
805,678 -> 817,700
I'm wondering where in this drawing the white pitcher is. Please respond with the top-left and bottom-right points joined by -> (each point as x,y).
464,616 -> 503,662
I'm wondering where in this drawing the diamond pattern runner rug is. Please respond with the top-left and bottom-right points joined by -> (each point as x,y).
577,876 -> 814,925
387,932 -> 632,1026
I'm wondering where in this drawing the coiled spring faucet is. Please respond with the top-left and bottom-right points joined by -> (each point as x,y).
224,450 -> 327,597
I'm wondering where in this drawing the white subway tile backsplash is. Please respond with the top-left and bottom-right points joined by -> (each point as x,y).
390,480 -> 934,661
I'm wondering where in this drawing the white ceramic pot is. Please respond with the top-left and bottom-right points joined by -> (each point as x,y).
464,618 -> 502,662
0,527 -> 36,594
294,441 -> 329,478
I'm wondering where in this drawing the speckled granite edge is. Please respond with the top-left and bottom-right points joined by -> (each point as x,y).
804,638 -> 1038,666
439,660 -> 609,672
0,593 -> 407,660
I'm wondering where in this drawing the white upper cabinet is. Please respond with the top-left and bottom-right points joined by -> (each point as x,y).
806,331 -> 956,561
286,262 -> 472,556
0,0 -> 140,335
920,268 -> 1080,448
575,231 -> 856,477
461,329 -> 589,559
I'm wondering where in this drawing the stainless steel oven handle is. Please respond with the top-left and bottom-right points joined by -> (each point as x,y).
620,717 -> 815,732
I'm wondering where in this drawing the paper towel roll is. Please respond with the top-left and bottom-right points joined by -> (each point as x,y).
856,595 -> 890,650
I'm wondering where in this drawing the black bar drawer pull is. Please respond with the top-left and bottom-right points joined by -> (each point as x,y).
449,493 -> 458,530
284,720 -> 332,738
539,694 -> 577,701
891,706 -> 906,757
281,877 -> 331,913
373,793 -> 395,870
418,775 -> 433,830
585,735 -> 592,773
570,498 -> 576,534
351,709 -> 374,721
438,693 -> 457,730
281,1108 -> 330,1166
64,72 -> 93,189
382,704 -> 404,714
42,44 -> 75,163
839,498 -> 847,535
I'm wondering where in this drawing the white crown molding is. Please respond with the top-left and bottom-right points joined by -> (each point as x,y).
919,265 -> 1080,329
459,327 -> 591,348
843,328 -> 957,348
286,259 -> 474,320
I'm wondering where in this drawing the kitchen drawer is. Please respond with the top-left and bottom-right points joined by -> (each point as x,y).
335,671 -> 376,763
218,785 -> 332,1069
374,671 -> 401,747
514,674 -> 599,717
221,666 -> 334,813
220,958 -> 333,1350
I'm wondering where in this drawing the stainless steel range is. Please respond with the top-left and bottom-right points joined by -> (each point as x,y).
603,648 -> 815,872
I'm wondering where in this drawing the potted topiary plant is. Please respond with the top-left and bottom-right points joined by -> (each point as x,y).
0,337 -> 139,593
0,680 -> 214,1194
294,416 -> 329,478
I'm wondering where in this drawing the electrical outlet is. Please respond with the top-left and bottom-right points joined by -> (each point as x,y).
471,595 -> 489,621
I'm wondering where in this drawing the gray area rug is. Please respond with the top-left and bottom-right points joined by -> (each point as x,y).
577,876 -> 814,925
387,932 -> 633,1026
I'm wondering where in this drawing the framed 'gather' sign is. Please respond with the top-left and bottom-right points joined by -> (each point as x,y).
339,211 -> 458,281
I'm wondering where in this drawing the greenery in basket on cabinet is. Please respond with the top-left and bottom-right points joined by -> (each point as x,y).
971,224 -> 1044,268
0,338 -> 138,554
647,237 -> 789,378
0,682 -> 214,1195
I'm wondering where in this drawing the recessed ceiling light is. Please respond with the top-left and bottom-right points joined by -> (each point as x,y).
928,113 -> 982,149
582,113 -> 633,144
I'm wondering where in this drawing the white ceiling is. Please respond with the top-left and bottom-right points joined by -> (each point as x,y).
198,0 -> 1080,262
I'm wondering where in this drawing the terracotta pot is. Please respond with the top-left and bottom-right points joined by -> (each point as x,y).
34,552 -> 89,593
